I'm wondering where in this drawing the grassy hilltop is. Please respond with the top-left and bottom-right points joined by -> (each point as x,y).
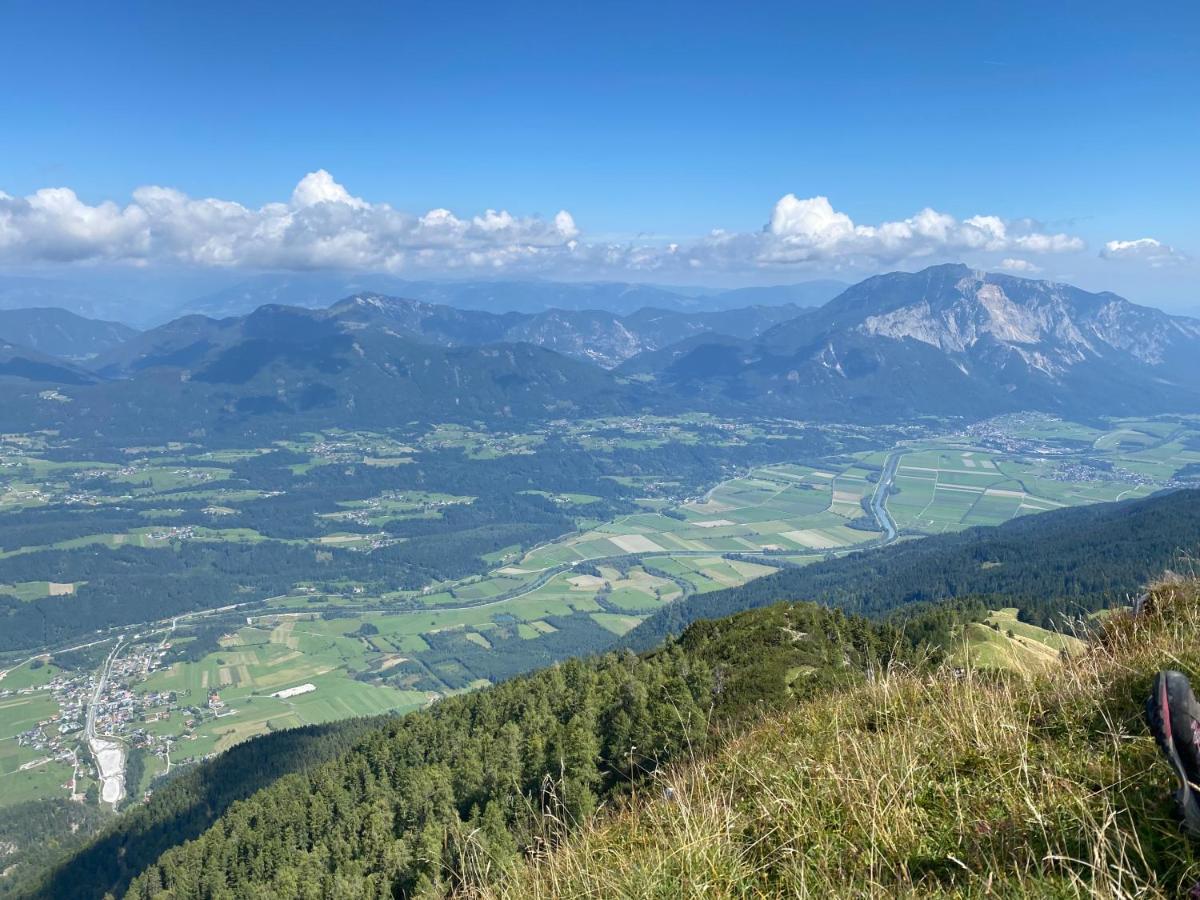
481,577 -> 1200,899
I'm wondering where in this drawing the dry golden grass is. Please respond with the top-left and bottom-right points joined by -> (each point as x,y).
474,577 -> 1200,898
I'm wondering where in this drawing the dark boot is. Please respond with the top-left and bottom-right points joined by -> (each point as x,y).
1146,670 -> 1200,835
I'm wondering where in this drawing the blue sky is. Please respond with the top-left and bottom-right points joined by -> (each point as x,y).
0,0 -> 1196,308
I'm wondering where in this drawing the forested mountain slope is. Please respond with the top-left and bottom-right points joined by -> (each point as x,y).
0,339 -> 97,386
0,308 -> 136,360
0,303 -> 646,440
0,719 -> 380,897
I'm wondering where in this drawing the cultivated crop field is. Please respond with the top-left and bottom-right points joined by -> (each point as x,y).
136,620 -> 428,758
887,414 -> 1199,534
523,462 -> 880,566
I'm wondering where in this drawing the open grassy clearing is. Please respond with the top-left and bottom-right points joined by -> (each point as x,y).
0,692 -> 59,741
0,580 -> 80,601
951,608 -> 1086,675
0,524 -> 281,558
0,658 -> 64,690
0,740 -> 77,806
319,490 -> 475,527
589,613 -> 645,636
520,489 -> 605,507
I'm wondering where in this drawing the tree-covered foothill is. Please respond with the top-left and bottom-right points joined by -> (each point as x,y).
17,718 -> 385,900
0,801 -> 107,897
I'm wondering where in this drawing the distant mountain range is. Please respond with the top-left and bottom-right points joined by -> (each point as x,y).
331,295 -> 815,368
0,273 -> 847,325
0,303 -> 639,441
621,264 -> 1200,419
90,294 -> 810,374
0,308 -> 136,360
0,264 -> 1196,438
173,275 -> 847,319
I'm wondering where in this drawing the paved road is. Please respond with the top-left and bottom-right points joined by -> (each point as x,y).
85,638 -> 123,742
86,637 -> 128,808
869,451 -> 902,544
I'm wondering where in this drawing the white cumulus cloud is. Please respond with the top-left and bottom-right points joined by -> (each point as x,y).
753,196 -> 1084,266
291,169 -> 369,209
0,171 -> 577,273
0,174 -> 1088,276
1100,237 -> 1188,267
997,258 -> 1041,273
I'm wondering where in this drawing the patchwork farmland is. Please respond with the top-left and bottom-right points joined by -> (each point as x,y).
522,462 -> 881,568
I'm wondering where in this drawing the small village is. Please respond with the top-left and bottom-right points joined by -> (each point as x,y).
4,638 -> 237,807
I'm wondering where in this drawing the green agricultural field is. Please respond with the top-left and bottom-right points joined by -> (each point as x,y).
646,556 -> 775,594
1092,427 -> 1158,451
0,741 -> 77,807
590,613 -> 645,636
104,464 -> 233,492
516,461 -> 881,566
0,692 -> 59,741
520,490 -> 604,507
140,620 -> 427,759
0,658 -> 64,690
0,580 -> 82,601
880,425 -> 1188,535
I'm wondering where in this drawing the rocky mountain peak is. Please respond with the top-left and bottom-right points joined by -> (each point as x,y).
846,266 -> 1198,377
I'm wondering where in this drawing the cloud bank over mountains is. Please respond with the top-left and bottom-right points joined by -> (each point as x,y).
1100,237 -> 1189,267
0,171 -> 1179,278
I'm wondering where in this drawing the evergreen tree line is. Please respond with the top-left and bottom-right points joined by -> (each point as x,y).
8,719 -> 385,900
